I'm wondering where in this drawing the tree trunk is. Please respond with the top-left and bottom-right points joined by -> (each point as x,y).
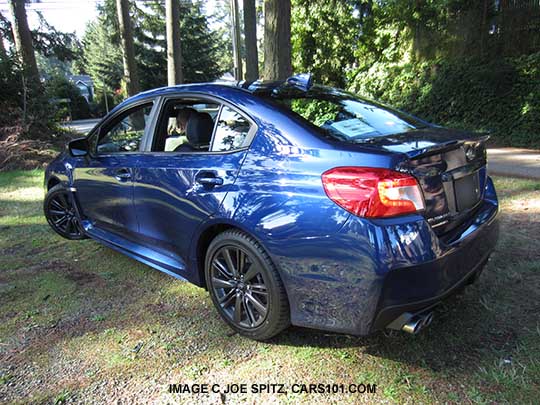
116,0 -> 140,96
480,0 -> 488,57
166,0 -> 183,85
0,24 -> 6,60
8,0 -> 39,81
0,12 -> 6,60
263,0 -> 292,80
230,0 -> 243,80
243,0 -> 259,81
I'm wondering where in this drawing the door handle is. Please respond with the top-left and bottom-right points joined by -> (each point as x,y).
114,168 -> 132,181
196,174 -> 224,186
196,177 -> 224,186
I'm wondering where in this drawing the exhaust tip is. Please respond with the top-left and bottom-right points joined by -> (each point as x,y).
402,318 -> 422,334
422,312 -> 434,328
401,312 -> 433,334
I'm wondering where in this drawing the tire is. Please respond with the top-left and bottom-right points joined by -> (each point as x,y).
44,184 -> 87,240
205,230 -> 290,340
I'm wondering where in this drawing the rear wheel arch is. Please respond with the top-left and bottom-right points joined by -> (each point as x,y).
196,223 -> 237,288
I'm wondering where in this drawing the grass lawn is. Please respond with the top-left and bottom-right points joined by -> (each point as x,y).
0,170 -> 539,404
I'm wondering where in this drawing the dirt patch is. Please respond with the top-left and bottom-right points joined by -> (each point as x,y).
479,327 -> 518,352
2,314 -> 101,363
65,271 -> 104,287
144,302 -> 175,314
0,243 -> 27,257
8,259 -> 75,278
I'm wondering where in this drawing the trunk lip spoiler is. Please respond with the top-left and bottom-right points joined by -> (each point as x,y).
407,134 -> 489,160
394,134 -> 490,163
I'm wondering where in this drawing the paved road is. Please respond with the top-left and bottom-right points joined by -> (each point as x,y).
59,120 -> 540,180
62,118 -> 101,135
487,148 -> 540,180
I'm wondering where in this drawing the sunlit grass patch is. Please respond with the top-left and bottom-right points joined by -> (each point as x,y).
0,169 -> 44,190
0,271 -> 83,350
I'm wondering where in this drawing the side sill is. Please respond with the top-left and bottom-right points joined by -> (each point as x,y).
84,225 -> 188,282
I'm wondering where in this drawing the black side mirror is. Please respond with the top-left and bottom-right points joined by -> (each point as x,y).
68,137 -> 89,157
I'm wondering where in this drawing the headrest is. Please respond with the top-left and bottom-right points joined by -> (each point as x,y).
176,107 -> 196,124
186,112 -> 214,147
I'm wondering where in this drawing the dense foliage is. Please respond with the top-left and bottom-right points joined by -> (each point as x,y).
0,9 -> 82,171
291,0 -> 540,146
291,0 -> 359,88
44,75 -> 91,121
349,54 -> 540,146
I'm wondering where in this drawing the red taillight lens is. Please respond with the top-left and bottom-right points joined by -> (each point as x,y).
321,167 -> 425,218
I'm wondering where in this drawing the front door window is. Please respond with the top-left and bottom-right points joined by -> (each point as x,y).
96,103 -> 154,154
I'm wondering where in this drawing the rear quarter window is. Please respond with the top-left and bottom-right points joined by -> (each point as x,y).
211,106 -> 252,152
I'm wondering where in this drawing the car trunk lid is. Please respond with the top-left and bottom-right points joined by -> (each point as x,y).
359,128 -> 489,234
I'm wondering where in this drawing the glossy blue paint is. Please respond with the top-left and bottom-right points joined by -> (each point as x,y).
133,150 -> 248,281
45,82 -> 499,335
73,154 -> 141,237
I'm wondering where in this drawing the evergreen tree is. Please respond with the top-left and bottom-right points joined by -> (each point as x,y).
8,0 -> 39,84
116,0 -> 140,96
80,19 -> 124,94
244,0 -> 259,81
80,0 -> 227,101
291,0 -> 360,88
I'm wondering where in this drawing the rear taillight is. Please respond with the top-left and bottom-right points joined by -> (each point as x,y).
321,167 -> 425,218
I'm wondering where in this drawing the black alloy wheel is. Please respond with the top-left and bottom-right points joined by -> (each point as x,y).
205,230 -> 289,340
44,184 -> 87,240
211,245 -> 269,328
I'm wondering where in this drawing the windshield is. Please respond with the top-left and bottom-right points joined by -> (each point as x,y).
270,85 -> 429,142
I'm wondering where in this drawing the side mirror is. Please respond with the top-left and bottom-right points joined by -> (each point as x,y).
68,137 -> 89,157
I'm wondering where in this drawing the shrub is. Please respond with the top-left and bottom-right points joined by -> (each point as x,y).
348,53 -> 540,147
45,75 -> 91,121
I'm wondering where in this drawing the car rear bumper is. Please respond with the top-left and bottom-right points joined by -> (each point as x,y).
370,211 -> 498,332
276,177 -> 499,336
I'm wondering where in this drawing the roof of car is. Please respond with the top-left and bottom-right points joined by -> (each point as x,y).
129,73 -> 315,103
133,81 -> 280,99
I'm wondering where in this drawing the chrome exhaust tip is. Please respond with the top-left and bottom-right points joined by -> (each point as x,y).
422,312 -> 434,328
402,318 -> 423,334
401,312 -> 433,334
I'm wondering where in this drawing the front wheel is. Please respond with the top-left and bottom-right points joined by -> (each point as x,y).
44,184 -> 87,240
205,230 -> 290,340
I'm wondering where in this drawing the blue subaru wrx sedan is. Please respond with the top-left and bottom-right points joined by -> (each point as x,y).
44,74 -> 499,340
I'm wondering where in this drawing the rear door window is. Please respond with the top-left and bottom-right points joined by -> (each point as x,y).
152,100 -> 220,153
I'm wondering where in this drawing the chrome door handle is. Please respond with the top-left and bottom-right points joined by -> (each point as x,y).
115,169 -> 131,181
196,176 -> 224,186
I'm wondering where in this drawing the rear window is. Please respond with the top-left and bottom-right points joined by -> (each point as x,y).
270,86 -> 428,142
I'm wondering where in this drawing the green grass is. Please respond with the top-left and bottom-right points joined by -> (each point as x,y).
0,170 -> 539,404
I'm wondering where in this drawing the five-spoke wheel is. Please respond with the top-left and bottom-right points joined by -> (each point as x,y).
205,230 -> 289,340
